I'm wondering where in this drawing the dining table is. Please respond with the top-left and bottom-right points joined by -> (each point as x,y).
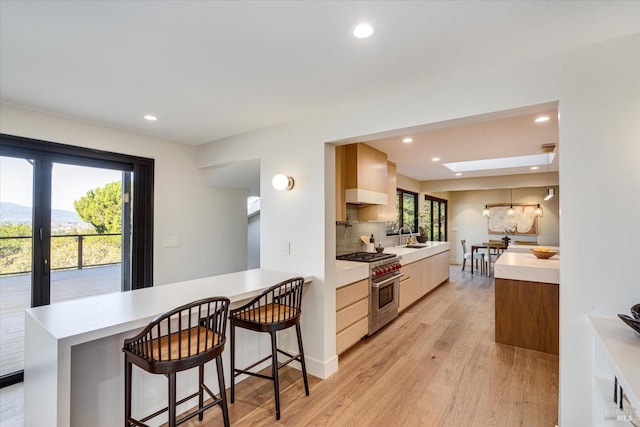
471,242 -> 507,275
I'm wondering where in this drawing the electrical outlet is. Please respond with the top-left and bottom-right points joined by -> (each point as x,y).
283,241 -> 290,255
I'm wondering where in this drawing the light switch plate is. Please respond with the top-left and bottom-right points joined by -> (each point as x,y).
282,241 -> 290,255
163,237 -> 179,247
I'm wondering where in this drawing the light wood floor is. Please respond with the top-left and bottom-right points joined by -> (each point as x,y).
184,266 -> 559,426
0,266 -> 559,427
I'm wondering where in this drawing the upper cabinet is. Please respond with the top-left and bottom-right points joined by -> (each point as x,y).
345,143 -> 388,205
336,145 -> 347,222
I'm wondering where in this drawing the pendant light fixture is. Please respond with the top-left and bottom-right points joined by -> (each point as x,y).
507,188 -> 515,217
534,203 -> 543,217
542,144 -> 556,200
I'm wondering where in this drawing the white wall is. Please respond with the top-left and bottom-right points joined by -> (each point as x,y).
196,34 -> 640,425
247,212 -> 260,268
0,104 -> 248,285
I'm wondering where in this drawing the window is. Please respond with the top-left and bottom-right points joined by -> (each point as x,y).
423,195 -> 448,241
387,189 -> 418,235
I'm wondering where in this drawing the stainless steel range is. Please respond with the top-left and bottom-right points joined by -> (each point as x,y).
336,252 -> 402,334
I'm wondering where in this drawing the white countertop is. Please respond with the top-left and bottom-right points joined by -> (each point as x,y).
494,251 -> 559,284
589,315 -> 640,407
26,268 -> 312,342
335,241 -> 450,288
507,244 -> 560,254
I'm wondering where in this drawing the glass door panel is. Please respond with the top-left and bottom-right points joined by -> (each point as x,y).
0,156 -> 34,377
50,163 -> 128,303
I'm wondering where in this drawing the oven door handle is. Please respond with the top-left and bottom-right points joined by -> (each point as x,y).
372,274 -> 403,288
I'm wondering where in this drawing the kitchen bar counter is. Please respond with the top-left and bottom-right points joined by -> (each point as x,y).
24,268 -> 311,427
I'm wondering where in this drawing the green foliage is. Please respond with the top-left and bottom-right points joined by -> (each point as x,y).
0,223 -> 32,272
74,181 -> 122,234
0,223 -> 121,275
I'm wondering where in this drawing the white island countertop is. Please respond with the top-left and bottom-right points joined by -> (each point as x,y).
494,251 -> 559,284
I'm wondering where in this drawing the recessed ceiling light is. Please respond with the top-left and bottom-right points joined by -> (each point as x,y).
455,173 -> 462,176
443,153 -> 555,173
534,116 -> 550,123
353,23 -> 374,39
432,157 -> 440,162
402,137 -> 413,143
144,115 -> 158,121
530,166 -> 539,170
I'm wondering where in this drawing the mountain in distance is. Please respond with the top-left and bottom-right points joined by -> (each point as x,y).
0,202 -> 85,224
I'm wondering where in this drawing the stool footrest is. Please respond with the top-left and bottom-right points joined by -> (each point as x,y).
133,383 -> 224,426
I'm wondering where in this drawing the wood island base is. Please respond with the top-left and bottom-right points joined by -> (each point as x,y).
494,277 -> 559,355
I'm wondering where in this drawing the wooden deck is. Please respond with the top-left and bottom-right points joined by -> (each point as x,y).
0,266 -> 121,377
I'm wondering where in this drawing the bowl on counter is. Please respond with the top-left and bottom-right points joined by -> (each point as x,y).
530,247 -> 558,259
375,246 -> 385,253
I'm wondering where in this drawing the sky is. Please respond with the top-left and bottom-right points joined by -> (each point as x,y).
0,156 -> 122,211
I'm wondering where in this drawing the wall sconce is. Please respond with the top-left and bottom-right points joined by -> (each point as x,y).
272,173 -> 294,191
544,187 -> 555,201
534,203 -> 543,217
482,205 -> 490,217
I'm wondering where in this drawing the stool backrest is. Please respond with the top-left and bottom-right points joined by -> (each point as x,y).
461,239 -> 468,253
124,297 -> 229,367
231,277 -> 304,325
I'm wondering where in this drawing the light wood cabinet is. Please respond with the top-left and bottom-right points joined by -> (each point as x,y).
336,279 -> 369,354
399,260 -> 421,312
345,143 -> 387,194
335,145 -> 347,222
359,161 -> 397,222
399,250 -> 450,312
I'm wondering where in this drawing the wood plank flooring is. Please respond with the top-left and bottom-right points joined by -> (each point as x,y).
0,266 -> 559,427
183,266 -> 558,426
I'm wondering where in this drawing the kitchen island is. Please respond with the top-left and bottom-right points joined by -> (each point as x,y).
24,269 -> 311,427
494,251 -> 559,354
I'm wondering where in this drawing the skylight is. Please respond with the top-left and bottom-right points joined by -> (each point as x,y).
442,153 -> 555,173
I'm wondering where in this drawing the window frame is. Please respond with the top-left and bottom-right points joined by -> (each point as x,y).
387,188 -> 418,235
423,194 -> 448,242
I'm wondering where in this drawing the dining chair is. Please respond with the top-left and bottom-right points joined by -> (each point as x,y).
229,277 -> 309,420
123,297 -> 230,427
461,240 -> 485,274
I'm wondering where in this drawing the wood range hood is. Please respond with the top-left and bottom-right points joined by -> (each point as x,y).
343,143 -> 388,205
336,143 -> 397,223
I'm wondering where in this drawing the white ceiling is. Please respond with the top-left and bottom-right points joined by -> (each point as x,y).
1,1 -> 638,183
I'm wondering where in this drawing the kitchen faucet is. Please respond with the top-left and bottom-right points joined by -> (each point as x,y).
398,225 -> 413,245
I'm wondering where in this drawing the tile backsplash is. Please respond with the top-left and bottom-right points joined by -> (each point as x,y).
336,204 -> 401,255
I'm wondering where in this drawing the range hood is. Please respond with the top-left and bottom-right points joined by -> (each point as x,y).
345,189 -> 388,205
342,143 -> 389,205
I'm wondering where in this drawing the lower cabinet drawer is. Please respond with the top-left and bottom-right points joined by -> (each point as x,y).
336,298 -> 368,333
336,316 -> 368,355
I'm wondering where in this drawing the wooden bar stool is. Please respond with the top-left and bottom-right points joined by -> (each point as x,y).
229,277 -> 309,420
123,297 -> 230,427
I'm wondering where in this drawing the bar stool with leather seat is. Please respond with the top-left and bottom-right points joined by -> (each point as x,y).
123,297 -> 230,427
229,277 -> 309,420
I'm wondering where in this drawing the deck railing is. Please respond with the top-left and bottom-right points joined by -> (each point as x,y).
0,233 -> 122,276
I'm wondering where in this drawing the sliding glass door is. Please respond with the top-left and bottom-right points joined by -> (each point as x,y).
0,134 -> 153,387
0,156 -> 34,379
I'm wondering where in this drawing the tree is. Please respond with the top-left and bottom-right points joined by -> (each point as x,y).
74,181 -> 122,234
